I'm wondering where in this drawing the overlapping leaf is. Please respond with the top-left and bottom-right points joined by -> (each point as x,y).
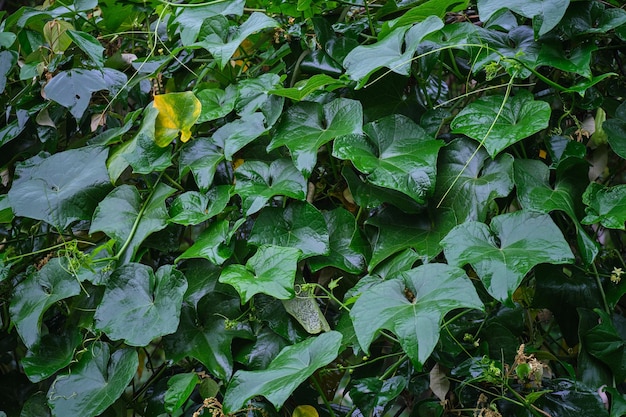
223,331 -> 342,413
450,91 -> 551,157
95,264 -> 187,346
179,136 -> 224,192
333,114 -> 444,204
268,98 -> 363,177
477,0 -> 569,36
582,183 -> 626,230
169,186 -> 230,226
351,264 -> 483,368
441,211 -> 575,303
154,92 -> 202,147
176,219 -> 239,265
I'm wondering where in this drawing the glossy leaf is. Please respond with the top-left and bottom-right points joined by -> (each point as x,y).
604,101 -> 626,160
174,0 -> 244,46
196,85 -> 237,123
343,17 -> 444,88
442,211 -> 575,303
333,114 -> 444,204
90,183 -> 176,263
349,376 -> 407,417
450,91 -> 551,157
584,309 -> 626,384
234,159 -> 307,215
195,12 -> 279,69
268,98 -> 363,177
164,373 -> 199,413
169,186 -> 230,226
8,146 -> 111,230
95,264 -> 187,346
223,331 -> 342,413
249,202 -> 330,259
477,0 -> 569,36
214,112 -> 267,161
153,92 -> 202,147
47,342 -> 138,417
434,138 -> 513,223
269,74 -> 346,101
582,183 -> 626,230
9,258 -> 80,348
163,293 -> 253,380
351,263 -> 483,368
558,1 -> 626,38
236,73 -> 284,127
179,136 -> 224,192
220,245 -> 301,303
176,219 -> 238,265
66,29 -> 105,67
309,208 -> 367,274
22,330 -> 81,383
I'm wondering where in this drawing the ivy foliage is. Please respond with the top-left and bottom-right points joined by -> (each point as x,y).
2,0 -> 626,416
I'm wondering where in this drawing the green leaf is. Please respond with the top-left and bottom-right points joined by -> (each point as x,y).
236,73 -> 284,127
179,136 -> 224,192
282,285 -> 331,335
163,293 -> 253,380
220,245 -> 301,303
214,112 -> 267,161
196,85 -> 237,123
477,0 -> 569,36
351,263 -> 483,369
234,159 -> 307,216
47,342 -> 138,417
393,0 -> 469,26
441,211 -> 575,304
176,219 -> 238,265
536,41 -> 596,79
249,202 -> 330,259
195,12 -> 279,69
269,74 -> 347,101
169,186 -> 231,226
0,50 -> 17,95
451,91 -> 551,157
66,29 -> 105,67
223,331 -> 342,413
22,329 -> 81,383
558,1 -> 626,37
90,183 -> 175,263
435,138 -> 513,223
583,309 -> 626,383
164,373 -> 199,413
604,101 -> 626,160
268,98 -> 363,177
9,258 -> 81,348
8,146 -> 111,230
582,182 -> 626,230
343,17 -> 444,88
308,208 -> 367,274
333,114 -> 444,204
153,92 -> 202,146
174,0 -> 244,46
94,264 -> 187,346
349,376 -> 407,417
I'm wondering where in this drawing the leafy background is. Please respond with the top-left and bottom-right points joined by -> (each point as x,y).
1,0 -> 626,416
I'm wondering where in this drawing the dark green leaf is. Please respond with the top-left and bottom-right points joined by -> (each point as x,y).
604,101 -> 626,160
10,258 -> 81,348
236,73 -> 284,127
164,373 -> 199,413
477,0 -> 569,36
435,138 -> 513,223
223,331 -> 343,413
176,219 -> 238,265
66,30 -> 105,67
582,182 -> 626,230
179,136 -> 224,192
174,0 -> 244,46
268,98 -> 363,177
450,91 -> 551,157
22,329 -> 81,383
163,293 -> 253,380
95,264 -> 187,346
8,146 -> 111,230
90,183 -> 175,263
350,376 -> 407,417
47,342 -> 138,417
441,211 -> 575,304
236,327 -> 288,370
214,112 -> 267,161
219,245 -> 301,303
234,159 -> 307,216
583,309 -> 626,382
269,74 -> 347,101
196,85 -> 237,123
351,263 -> 483,368
249,202 -> 329,258
333,114 -> 444,204
169,186 -> 230,226
0,50 -> 17,94
558,1 -> 626,38
537,41 -> 596,79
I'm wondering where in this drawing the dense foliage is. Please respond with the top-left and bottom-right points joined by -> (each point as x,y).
2,0 -> 626,416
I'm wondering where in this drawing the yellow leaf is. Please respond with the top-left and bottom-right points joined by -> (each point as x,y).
153,92 -> 202,147
43,20 -> 74,53
292,405 -> 318,417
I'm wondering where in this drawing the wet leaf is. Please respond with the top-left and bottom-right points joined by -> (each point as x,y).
164,373 -> 199,413
582,183 -> 626,230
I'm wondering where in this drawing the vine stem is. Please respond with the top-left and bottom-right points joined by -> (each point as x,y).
436,72 -> 517,208
311,375 -> 337,417
591,262 -> 611,314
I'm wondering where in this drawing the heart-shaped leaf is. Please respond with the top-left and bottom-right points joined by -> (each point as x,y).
176,219 -> 241,265
95,264 -> 187,346
441,211 -> 575,304
223,331 -> 342,413
174,0 -> 244,46
235,159 -> 306,216
44,69 -> 114,119
350,263 -> 483,369
47,342 -> 138,417
21,329 -> 81,383
213,112 -> 267,161
153,92 -> 202,147
435,138 -> 514,223
179,136 -> 224,192
308,208 -> 367,274
333,114 -> 444,204
163,293 -> 253,380
268,98 -> 363,177
477,0 -> 569,36
582,182 -> 626,230
558,1 -> 626,38
169,186 -> 230,226
249,202 -> 329,259
450,91 -> 551,157
9,258 -> 81,348
196,85 -> 237,123
583,309 -> 626,383
90,183 -> 175,263
236,73 -> 284,127
220,245 -> 301,303
8,146 -> 111,230
164,373 -> 199,413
